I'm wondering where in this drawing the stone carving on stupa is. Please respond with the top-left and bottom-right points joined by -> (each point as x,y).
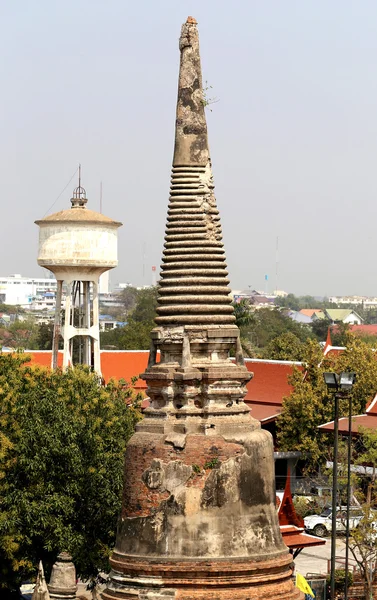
103,16 -> 300,600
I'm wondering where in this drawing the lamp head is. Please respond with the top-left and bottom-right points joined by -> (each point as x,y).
339,372 -> 356,391
323,372 -> 339,390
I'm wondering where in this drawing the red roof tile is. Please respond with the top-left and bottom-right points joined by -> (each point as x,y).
319,393 -> 377,434
278,471 -> 325,550
246,402 -> 281,423
320,414 -> 377,434
350,324 -> 377,336
244,359 -> 302,405
280,528 -> 325,549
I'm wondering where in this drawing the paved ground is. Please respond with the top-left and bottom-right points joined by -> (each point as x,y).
295,536 -> 357,578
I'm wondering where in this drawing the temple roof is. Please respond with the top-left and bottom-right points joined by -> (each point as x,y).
277,472 -> 326,554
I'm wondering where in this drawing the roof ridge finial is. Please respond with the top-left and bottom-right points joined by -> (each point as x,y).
71,163 -> 87,209
173,17 -> 209,167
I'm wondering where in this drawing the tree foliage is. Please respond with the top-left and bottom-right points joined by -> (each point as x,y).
274,294 -> 334,311
262,332 -> 304,361
238,308 -> 313,356
100,287 -> 158,351
0,353 -> 141,595
0,319 -> 39,350
277,335 -> 377,471
342,429 -> 377,599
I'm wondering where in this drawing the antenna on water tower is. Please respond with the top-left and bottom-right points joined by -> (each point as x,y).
275,236 -> 279,294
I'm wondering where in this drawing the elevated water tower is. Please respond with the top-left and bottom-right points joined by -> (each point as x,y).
35,172 -> 122,374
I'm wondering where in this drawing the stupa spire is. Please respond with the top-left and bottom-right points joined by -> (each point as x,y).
173,17 -> 209,167
104,17 -> 300,600
156,17 -> 234,327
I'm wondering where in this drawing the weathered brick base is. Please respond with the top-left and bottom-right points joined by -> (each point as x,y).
102,553 -> 301,599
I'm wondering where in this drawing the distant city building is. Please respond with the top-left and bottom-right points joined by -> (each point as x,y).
0,274 -> 58,307
99,315 -> 126,331
329,295 -> 377,308
233,289 -> 275,309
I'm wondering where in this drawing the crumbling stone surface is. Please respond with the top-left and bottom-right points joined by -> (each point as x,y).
118,432 -> 284,560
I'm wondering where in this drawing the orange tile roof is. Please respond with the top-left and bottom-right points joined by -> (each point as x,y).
247,402 -> 281,423
299,309 -> 322,317
100,350 -> 160,389
350,324 -> 377,336
24,350 -> 158,391
244,359 -> 302,405
25,350 -> 63,368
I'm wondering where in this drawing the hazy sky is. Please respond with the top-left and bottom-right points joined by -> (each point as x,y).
2,1 -> 377,296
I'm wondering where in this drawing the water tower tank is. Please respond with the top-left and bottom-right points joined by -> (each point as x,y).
36,186 -> 122,282
35,181 -> 122,374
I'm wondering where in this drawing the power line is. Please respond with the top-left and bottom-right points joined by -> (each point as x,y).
42,166 -> 79,217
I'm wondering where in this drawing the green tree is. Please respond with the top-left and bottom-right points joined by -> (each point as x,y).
101,321 -> 152,350
343,429 -> 377,599
277,335 -> 377,471
263,332 -> 304,361
333,335 -> 377,416
241,308 -> 313,350
311,318 -> 332,342
6,319 -> 39,350
0,354 -> 141,597
118,286 -> 138,314
331,322 -> 351,347
0,304 -> 26,315
131,287 -> 158,324
232,300 -> 257,357
233,299 -> 254,328
100,287 -> 158,351
276,339 -> 330,470
35,322 -> 55,350
274,293 -> 301,311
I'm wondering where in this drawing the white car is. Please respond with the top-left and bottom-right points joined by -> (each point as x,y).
304,506 -> 363,538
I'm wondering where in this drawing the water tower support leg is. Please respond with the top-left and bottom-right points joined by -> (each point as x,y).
92,281 -> 101,376
51,280 -> 63,369
83,281 -> 91,367
63,283 -> 73,370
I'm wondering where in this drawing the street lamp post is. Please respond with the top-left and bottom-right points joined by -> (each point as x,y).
344,393 -> 353,600
323,372 -> 356,600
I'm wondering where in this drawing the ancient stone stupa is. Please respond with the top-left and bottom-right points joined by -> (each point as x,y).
103,17 -> 300,600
